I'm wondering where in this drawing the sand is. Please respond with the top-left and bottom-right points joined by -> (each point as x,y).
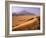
12,15 -> 40,31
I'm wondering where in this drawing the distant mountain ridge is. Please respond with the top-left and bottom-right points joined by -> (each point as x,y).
12,11 -> 35,16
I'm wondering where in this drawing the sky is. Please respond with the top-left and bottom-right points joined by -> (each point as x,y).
12,6 -> 40,16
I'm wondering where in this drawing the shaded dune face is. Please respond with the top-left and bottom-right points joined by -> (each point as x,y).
12,15 -> 40,31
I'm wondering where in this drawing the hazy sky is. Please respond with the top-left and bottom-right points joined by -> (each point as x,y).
12,6 -> 40,16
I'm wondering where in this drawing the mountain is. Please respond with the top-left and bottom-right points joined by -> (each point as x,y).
16,10 -> 35,15
12,10 -> 35,16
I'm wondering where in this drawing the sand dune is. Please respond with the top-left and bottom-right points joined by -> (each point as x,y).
12,15 -> 40,31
